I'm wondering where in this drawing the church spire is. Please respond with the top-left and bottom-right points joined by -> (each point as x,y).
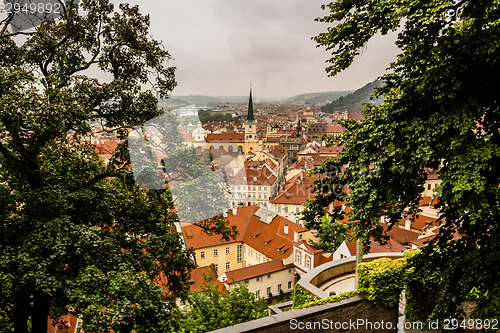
246,84 -> 255,123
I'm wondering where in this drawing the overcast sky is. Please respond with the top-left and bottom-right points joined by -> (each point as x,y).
122,1 -> 400,98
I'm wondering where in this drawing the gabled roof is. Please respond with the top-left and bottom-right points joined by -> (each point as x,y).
47,315 -> 79,333
182,206 -> 307,260
326,125 -> 345,133
222,260 -> 293,284
189,264 -> 227,294
206,132 -> 245,143
272,172 -> 317,205
230,163 -> 277,185
319,145 -> 342,155
399,214 -> 440,231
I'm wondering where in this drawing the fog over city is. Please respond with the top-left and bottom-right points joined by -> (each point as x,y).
122,0 -> 400,98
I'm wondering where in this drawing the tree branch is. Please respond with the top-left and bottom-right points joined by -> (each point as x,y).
0,12 -> 15,37
0,141 -> 18,163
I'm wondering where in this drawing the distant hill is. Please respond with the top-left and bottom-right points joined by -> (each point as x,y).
159,95 -> 251,109
157,87 -> 368,110
321,80 -> 384,113
282,91 -> 352,105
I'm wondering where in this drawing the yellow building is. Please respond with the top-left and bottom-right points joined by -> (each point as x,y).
181,206 -> 314,274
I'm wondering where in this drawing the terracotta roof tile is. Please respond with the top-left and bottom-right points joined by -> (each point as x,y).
223,260 -> 293,283
182,206 -> 307,261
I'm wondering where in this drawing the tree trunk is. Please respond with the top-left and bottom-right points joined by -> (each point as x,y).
12,293 -> 30,333
31,291 -> 49,333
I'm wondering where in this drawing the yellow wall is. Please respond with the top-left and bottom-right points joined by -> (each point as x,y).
194,242 -> 244,274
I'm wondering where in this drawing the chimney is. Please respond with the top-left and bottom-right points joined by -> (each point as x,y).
294,230 -> 298,242
267,214 -> 273,224
284,224 -> 289,235
232,207 -> 237,216
405,218 -> 412,230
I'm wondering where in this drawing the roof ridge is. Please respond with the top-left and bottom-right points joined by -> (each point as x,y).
241,205 -> 258,240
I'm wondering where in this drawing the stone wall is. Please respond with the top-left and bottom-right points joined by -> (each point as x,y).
209,295 -> 398,333
298,253 -> 404,299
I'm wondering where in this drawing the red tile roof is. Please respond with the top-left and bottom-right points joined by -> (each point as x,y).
399,214 -> 440,231
272,173 -> 316,205
206,132 -> 244,143
189,264 -> 227,294
231,163 -> 277,185
319,146 -> 342,155
326,125 -> 345,133
182,206 -> 307,260
47,314 -> 78,333
223,260 -> 293,283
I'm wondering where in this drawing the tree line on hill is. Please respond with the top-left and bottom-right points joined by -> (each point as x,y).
321,80 -> 384,113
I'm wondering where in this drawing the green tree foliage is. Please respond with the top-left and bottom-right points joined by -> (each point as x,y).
306,0 -> 500,321
0,1 -> 234,332
312,215 -> 352,252
173,283 -> 267,333
321,80 -> 383,113
198,109 -> 233,123
291,285 -> 315,309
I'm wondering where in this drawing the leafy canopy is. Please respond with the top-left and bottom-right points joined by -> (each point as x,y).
0,1 -> 234,332
306,0 -> 500,320
173,282 -> 267,333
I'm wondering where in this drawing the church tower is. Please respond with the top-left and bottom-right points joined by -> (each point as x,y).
244,85 -> 258,153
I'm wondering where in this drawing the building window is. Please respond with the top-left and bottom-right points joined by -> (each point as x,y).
428,184 -> 431,190
278,206 -> 281,212
256,277 -> 260,282
200,251 -> 205,259
257,254 -> 260,261
267,287 -> 271,296
214,249 -> 218,257
214,264 -> 218,271
278,284 -> 282,292
296,206 -> 300,213
296,251 -> 301,265
250,249 -> 253,257
288,281 -> 292,289
284,206 -> 288,213
237,244 -> 243,262
256,290 -> 260,298
306,256 -> 311,269
226,262 -> 230,270
226,247 -> 230,254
